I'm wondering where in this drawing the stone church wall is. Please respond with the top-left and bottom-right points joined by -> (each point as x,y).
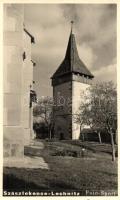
3,4 -> 34,158
3,4 -> 24,157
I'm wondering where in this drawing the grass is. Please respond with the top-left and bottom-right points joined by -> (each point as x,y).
3,140 -> 118,195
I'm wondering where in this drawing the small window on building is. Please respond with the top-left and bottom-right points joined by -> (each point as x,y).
22,51 -> 26,61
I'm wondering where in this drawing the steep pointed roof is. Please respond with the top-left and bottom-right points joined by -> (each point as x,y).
52,32 -> 94,79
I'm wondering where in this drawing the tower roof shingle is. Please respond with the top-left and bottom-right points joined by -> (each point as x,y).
52,32 -> 94,79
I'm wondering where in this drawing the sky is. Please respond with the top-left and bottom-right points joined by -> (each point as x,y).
24,4 -> 117,98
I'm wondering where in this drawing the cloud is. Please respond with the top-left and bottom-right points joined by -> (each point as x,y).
24,4 -> 65,27
75,4 -> 116,46
77,43 -> 97,69
93,63 -> 117,84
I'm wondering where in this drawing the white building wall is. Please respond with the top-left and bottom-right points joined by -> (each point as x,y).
21,31 -> 33,144
3,4 -> 24,157
3,4 -> 34,158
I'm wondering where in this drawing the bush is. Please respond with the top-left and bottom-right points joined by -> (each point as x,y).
45,138 -> 58,142
51,148 -> 87,158
33,122 -> 48,139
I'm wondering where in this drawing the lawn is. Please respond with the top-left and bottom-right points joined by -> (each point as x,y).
3,140 -> 118,196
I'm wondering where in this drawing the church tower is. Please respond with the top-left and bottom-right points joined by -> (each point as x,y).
51,22 -> 94,140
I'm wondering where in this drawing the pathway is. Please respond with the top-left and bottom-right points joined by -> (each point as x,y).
4,140 -> 49,169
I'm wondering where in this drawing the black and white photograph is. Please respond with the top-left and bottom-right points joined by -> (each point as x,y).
3,2 -> 118,197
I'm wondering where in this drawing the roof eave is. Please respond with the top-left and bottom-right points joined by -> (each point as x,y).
51,71 -> 94,79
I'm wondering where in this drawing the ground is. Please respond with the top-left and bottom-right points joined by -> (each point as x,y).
3,139 -> 117,196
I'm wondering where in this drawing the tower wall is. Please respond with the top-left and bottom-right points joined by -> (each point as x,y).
53,81 -> 72,139
72,80 -> 89,139
53,79 -> 90,140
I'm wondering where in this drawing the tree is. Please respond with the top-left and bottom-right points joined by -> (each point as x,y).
76,81 -> 117,161
33,96 -> 53,139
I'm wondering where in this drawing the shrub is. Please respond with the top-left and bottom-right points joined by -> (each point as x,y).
51,148 -> 87,158
45,138 -> 58,142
